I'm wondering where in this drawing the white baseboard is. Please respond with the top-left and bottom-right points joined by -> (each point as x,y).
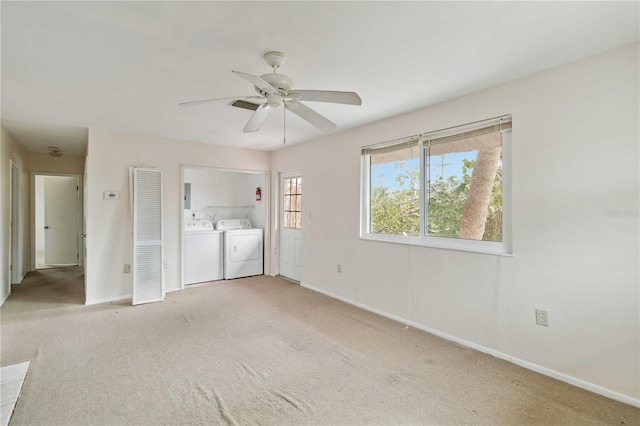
1,291 -> 9,307
301,281 -> 640,409
85,294 -> 132,306
511,357 -> 640,408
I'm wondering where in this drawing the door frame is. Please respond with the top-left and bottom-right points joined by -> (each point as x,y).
31,172 -> 84,270
179,165 -> 271,290
277,169 -> 303,281
9,161 -> 21,285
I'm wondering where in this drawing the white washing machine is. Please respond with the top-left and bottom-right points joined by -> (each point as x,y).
216,219 -> 263,280
184,220 -> 223,285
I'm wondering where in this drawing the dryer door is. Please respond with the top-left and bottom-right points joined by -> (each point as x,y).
224,230 -> 264,279
229,233 -> 261,262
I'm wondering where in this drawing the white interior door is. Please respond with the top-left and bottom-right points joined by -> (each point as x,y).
44,176 -> 79,266
279,171 -> 302,282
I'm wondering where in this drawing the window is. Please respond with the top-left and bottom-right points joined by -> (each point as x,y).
361,116 -> 511,254
283,176 -> 302,229
369,141 -> 420,236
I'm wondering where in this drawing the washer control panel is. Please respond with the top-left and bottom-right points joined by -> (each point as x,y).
216,219 -> 252,230
184,220 -> 214,232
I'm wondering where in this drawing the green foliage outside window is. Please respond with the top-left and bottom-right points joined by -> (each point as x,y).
370,158 -> 502,241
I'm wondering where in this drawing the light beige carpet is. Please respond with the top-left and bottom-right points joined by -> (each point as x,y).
1,267 -> 638,425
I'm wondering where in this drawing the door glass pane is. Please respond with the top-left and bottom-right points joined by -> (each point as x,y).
283,177 -> 302,230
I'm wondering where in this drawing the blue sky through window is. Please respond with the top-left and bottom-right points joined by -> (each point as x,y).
372,151 -> 477,190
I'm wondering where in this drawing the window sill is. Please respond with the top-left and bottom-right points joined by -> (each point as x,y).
360,233 -> 513,257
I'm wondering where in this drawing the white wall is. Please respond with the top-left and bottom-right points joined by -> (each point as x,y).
29,152 -> 85,175
184,167 -> 267,230
85,129 -> 271,304
270,44 -> 639,404
0,127 -> 31,305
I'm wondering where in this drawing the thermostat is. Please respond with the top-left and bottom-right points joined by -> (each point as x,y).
104,191 -> 120,200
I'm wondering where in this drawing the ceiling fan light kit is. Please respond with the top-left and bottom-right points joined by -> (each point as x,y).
179,51 -> 362,140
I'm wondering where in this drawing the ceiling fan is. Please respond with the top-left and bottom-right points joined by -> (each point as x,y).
179,51 -> 362,137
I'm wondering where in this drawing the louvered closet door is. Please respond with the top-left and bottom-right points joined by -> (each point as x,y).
132,167 -> 165,305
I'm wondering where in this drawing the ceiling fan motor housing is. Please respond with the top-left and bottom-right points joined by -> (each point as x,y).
259,73 -> 295,94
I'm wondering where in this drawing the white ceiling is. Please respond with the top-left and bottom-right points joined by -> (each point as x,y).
1,2 -> 638,155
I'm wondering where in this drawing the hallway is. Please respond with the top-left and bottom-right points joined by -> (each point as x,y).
1,267 -> 84,425
7,267 -> 85,307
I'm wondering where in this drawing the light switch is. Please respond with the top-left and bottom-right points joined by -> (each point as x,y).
304,211 -> 311,220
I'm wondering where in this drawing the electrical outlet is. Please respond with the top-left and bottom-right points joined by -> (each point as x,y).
124,264 -> 131,274
337,264 -> 342,273
535,309 -> 549,327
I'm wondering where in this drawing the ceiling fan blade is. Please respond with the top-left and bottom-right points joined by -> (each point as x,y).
285,101 -> 336,132
178,95 -> 262,107
290,90 -> 362,105
243,104 -> 272,133
232,71 -> 278,95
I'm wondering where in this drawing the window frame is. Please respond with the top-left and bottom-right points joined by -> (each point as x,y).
360,117 -> 512,256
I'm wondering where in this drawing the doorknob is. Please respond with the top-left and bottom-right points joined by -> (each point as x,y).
44,226 -> 49,229
80,234 -> 86,238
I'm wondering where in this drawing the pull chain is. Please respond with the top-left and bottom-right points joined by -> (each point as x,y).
283,104 -> 287,144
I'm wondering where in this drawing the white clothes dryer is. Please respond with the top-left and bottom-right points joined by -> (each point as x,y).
216,219 -> 263,280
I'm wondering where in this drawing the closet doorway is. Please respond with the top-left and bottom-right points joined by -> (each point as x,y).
180,166 -> 269,288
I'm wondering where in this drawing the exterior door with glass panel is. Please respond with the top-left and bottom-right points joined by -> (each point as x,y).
279,171 -> 302,282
